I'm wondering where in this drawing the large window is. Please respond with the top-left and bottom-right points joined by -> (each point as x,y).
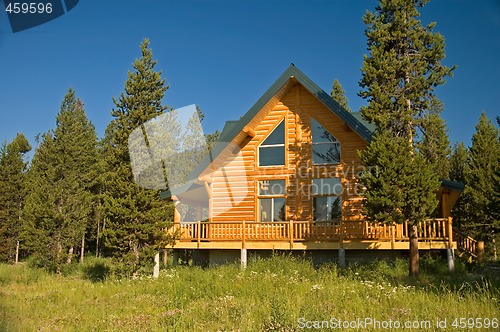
312,178 -> 342,222
311,118 -> 340,164
259,120 -> 285,166
258,180 -> 286,222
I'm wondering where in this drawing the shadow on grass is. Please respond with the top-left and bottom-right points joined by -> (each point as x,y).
83,261 -> 111,282
338,254 -> 500,298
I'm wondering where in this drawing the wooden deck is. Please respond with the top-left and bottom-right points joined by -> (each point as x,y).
168,218 -> 457,251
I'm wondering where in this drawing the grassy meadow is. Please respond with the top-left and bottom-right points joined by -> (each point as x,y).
0,255 -> 499,331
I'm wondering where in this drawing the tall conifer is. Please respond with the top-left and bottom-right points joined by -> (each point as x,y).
449,142 -> 469,230
358,0 -> 454,276
330,79 -> 351,112
102,39 -> 173,274
463,113 -> 500,244
23,89 -> 98,271
0,134 -> 31,263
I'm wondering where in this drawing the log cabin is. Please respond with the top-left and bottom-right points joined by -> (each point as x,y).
161,65 -> 477,266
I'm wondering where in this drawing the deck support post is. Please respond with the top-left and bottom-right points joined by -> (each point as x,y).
240,248 -> 247,269
153,252 -> 160,279
163,249 -> 168,267
446,248 -> 455,272
338,219 -> 345,268
338,248 -> 346,268
477,241 -> 485,263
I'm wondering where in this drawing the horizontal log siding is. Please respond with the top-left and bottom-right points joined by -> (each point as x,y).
211,83 -> 367,223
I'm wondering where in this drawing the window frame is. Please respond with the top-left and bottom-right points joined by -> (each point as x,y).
311,177 -> 343,224
257,179 -> 287,222
258,119 -> 286,167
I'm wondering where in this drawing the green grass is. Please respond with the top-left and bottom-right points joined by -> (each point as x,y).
0,255 -> 498,331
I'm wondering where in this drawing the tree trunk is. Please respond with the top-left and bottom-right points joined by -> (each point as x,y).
56,234 -> 62,274
67,246 -> 74,264
409,224 -> 419,277
163,250 -> 168,267
80,233 -> 85,263
15,240 -> 19,265
96,217 -> 100,258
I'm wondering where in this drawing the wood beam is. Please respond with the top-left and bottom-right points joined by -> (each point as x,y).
242,126 -> 256,138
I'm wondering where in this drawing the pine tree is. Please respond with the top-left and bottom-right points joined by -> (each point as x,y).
463,113 -> 500,244
102,39 -> 173,274
449,142 -> 468,231
449,142 -> 468,183
358,0 -> 454,276
23,89 -> 98,271
23,132 -> 57,268
418,100 -> 451,179
330,79 -> 351,112
0,134 -> 31,263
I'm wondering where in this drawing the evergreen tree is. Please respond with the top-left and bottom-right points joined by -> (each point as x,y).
463,113 -> 500,244
449,142 -> 468,183
102,39 -> 173,274
23,132 -> 59,268
0,134 -> 31,263
449,142 -> 468,230
358,0 -> 454,276
330,79 -> 351,112
418,100 -> 451,179
23,89 -> 98,271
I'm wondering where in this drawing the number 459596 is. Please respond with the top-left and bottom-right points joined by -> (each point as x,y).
451,318 -> 498,329
5,2 -> 53,14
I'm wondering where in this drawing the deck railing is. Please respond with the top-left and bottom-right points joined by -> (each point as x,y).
169,218 -> 453,245
453,228 -> 478,258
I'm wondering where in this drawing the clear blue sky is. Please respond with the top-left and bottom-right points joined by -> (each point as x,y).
1,0 -> 499,150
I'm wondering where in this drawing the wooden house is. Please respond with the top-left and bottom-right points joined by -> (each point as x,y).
161,65 -> 476,266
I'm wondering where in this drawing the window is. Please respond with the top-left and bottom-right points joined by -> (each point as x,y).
258,180 -> 286,221
311,117 -> 340,164
259,120 -> 285,166
312,178 -> 342,222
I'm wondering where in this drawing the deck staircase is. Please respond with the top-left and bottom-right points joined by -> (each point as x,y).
453,227 -> 479,262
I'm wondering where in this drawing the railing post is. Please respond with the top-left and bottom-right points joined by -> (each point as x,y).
339,219 -> 344,245
390,224 -> 395,250
289,219 -> 294,250
242,220 -> 246,249
477,241 -> 485,263
447,217 -> 453,248
197,220 -> 201,249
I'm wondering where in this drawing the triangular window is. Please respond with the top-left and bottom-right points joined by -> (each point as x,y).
259,120 -> 285,166
311,117 -> 340,164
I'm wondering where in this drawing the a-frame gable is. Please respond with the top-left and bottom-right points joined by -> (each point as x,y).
161,64 -> 373,199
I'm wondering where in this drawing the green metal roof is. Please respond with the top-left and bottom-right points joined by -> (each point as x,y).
351,111 -> 377,133
440,179 -> 465,192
